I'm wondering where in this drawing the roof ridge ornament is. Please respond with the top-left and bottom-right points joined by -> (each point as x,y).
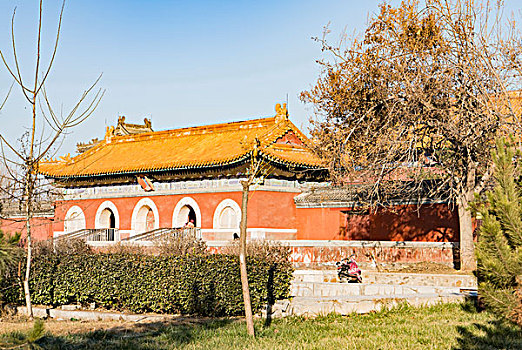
105,125 -> 115,142
275,103 -> 288,123
252,137 -> 261,158
59,153 -> 72,164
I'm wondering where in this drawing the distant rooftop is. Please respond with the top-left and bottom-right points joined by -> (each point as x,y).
76,116 -> 153,153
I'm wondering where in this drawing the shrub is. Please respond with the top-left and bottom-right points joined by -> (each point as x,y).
155,234 -> 207,256
222,240 -> 291,263
221,240 -> 293,305
47,238 -> 93,255
3,245 -> 293,316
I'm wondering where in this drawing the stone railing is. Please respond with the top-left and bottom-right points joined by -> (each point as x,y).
55,228 -> 120,242
124,227 -> 202,241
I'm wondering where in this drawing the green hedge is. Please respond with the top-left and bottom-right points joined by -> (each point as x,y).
1,252 -> 293,316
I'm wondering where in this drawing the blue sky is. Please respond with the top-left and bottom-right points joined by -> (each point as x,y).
0,0 -> 519,156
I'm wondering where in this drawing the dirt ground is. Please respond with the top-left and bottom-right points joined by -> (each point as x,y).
1,317 -> 121,335
0,314 -> 237,339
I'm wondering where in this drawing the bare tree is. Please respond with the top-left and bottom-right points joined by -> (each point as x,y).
238,138 -> 273,337
301,0 -> 522,271
0,0 -> 103,317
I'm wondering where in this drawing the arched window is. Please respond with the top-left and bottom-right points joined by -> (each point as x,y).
213,199 -> 241,239
135,206 -> 153,232
64,206 -> 86,233
146,208 -> 155,231
131,198 -> 160,234
219,206 -> 238,229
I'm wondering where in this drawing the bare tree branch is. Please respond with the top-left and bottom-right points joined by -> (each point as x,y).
302,0 -> 522,270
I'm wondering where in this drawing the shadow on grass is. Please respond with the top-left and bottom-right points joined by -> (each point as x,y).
264,265 -> 276,328
454,320 -> 522,350
30,318 -> 235,350
453,300 -> 522,350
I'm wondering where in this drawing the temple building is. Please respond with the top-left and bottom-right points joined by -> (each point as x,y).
3,103 -> 458,266
39,103 -> 329,242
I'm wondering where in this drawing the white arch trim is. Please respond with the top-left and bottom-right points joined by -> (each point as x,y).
95,200 -> 120,229
64,205 -> 86,233
213,199 -> 241,230
131,197 -> 160,232
172,197 -> 202,228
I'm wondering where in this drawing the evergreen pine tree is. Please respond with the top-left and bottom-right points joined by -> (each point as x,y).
476,138 -> 522,326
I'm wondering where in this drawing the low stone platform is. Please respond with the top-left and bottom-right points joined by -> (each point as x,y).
264,269 -> 477,317
274,293 -> 467,317
293,270 -> 477,288
291,281 -> 462,298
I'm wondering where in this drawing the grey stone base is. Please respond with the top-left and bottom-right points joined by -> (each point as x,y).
265,293 -> 469,317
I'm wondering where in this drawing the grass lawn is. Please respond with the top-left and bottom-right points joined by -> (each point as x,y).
1,302 -> 521,349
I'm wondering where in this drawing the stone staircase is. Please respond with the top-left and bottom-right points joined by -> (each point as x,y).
267,269 -> 477,317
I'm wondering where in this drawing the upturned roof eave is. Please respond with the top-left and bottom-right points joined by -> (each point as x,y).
40,153 -> 253,179
41,151 -> 325,180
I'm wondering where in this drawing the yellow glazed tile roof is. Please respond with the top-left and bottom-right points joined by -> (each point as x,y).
39,116 -> 323,178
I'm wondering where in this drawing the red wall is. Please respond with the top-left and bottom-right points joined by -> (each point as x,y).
0,216 -> 54,241
55,192 -> 459,243
246,191 -> 297,230
55,190 -> 298,232
295,207 -> 342,240
297,204 -> 459,242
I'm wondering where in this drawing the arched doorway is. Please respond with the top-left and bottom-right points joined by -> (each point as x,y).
172,197 -> 201,228
99,208 -> 116,229
95,201 -> 120,241
99,208 -> 115,240
177,205 -> 196,227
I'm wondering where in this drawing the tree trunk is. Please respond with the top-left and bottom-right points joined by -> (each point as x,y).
457,193 -> 476,271
23,170 -> 33,319
239,180 -> 255,336
23,234 -> 33,319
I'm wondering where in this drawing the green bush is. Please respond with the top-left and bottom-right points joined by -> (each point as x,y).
2,247 -> 293,316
